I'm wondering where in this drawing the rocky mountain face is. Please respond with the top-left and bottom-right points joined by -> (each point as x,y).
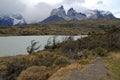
67,8 -> 87,20
84,10 -> 115,19
41,6 -> 115,23
0,14 -> 27,27
41,15 -> 64,24
50,6 -> 67,19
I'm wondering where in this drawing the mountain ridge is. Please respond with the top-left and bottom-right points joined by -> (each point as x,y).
41,6 -> 115,23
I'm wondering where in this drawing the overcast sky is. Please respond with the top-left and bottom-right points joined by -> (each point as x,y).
0,0 -> 120,23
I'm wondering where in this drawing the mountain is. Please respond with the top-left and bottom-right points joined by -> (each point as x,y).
50,6 -> 69,20
84,10 -> 115,19
0,14 -> 27,27
41,6 -> 115,23
67,8 -> 86,20
41,15 -> 64,24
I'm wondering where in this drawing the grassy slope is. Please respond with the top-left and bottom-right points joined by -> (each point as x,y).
104,52 -> 120,80
0,18 -> 120,36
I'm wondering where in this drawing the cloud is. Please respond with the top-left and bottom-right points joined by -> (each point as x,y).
23,2 -> 54,23
0,0 -> 26,14
115,11 -> 120,14
62,0 -> 86,12
96,1 -> 103,5
63,0 -> 85,4
0,0 -> 55,23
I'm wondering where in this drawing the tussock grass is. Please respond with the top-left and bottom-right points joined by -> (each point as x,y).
48,58 -> 92,80
48,63 -> 84,80
17,66 -> 51,80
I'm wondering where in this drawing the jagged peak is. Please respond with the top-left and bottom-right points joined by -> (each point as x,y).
68,8 -> 76,12
50,5 -> 67,19
42,6 -> 115,23
69,8 -> 74,10
58,5 -> 64,9
67,8 -> 77,16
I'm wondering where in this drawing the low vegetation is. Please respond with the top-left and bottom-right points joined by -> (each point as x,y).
0,51 -> 70,80
0,21 -> 120,80
0,18 -> 120,36
104,52 -> 120,80
0,50 -> 94,80
17,66 -> 51,80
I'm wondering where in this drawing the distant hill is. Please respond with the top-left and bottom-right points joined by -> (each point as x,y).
41,5 -> 115,24
0,18 -> 120,36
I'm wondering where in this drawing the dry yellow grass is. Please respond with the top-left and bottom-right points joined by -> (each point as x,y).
17,66 -> 50,80
48,57 -> 93,80
108,52 -> 120,59
48,62 -> 86,80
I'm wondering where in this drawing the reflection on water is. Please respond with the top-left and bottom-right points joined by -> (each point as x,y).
0,35 -> 87,56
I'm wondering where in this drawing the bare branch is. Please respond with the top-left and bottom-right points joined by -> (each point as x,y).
27,40 -> 41,54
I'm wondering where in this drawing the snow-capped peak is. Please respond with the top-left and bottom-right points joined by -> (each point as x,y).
100,11 -> 112,15
67,8 -> 77,16
82,9 -> 115,18
10,14 -> 26,25
50,5 -> 67,20
0,14 -> 26,27
58,5 -> 64,9
41,6 -> 115,23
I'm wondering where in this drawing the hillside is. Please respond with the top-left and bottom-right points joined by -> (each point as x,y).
0,18 -> 120,36
0,26 -> 120,80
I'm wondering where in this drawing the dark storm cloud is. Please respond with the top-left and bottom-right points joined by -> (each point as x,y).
97,1 -> 103,5
0,0 -> 26,14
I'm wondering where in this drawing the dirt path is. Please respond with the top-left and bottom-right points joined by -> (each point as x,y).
49,57 -> 111,80
67,57 -> 109,80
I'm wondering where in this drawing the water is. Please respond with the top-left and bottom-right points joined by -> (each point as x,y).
0,35 -> 87,57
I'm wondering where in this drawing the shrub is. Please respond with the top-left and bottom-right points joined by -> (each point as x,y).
27,40 -> 41,55
17,66 -> 50,80
60,40 -> 78,58
29,51 -> 69,67
78,59 -> 90,65
93,47 -> 108,57
33,52 -> 58,67
82,49 -> 91,58
54,56 -> 70,66
5,57 -> 30,80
